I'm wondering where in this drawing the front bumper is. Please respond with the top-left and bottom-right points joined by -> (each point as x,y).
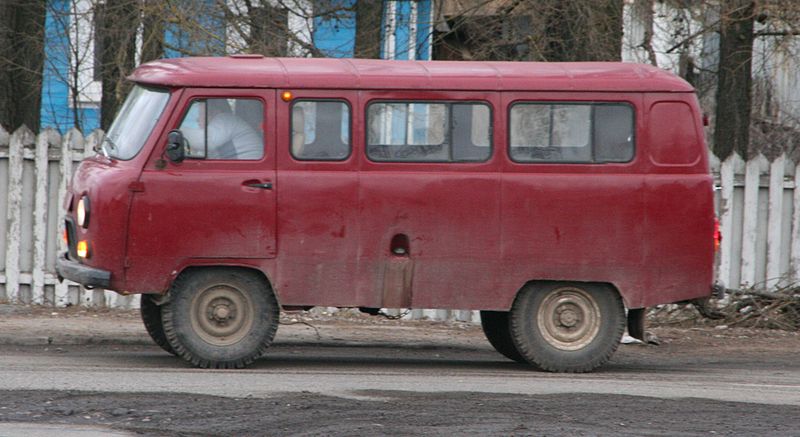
56,252 -> 111,289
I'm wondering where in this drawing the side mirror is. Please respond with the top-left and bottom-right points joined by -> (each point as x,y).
166,130 -> 186,163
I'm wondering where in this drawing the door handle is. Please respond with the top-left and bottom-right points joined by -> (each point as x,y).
245,181 -> 273,190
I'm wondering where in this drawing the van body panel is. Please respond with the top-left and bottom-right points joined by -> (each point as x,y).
357,170 -> 502,309
272,90 -> 360,306
498,171 -> 647,309
641,173 -> 715,306
274,169 -> 360,306
66,158 -> 140,291
63,87 -> 180,292
124,88 -> 277,292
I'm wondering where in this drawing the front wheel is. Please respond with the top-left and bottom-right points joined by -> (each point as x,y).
509,282 -> 625,373
140,293 -> 175,355
161,268 -> 279,369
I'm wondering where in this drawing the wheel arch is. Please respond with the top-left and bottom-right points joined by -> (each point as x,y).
513,279 -> 629,309
170,263 -> 279,307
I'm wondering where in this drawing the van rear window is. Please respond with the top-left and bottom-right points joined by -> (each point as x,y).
509,102 -> 634,163
367,102 -> 491,162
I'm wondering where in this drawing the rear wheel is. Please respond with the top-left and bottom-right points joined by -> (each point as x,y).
162,268 -> 279,369
140,294 -> 175,355
509,282 -> 625,373
479,311 -> 526,363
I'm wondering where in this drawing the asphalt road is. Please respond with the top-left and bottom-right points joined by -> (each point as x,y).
0,342 -> 798,406
0,313 -> 798,435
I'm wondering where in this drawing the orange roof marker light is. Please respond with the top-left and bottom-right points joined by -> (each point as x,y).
281,91 -> 292,102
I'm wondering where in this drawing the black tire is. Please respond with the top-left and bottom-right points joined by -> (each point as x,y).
162,268 -> 279,369
509,282 -> 625,373
480,311 -> 527,363
140,293 -> 175,355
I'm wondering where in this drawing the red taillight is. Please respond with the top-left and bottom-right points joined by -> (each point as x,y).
713,217 -> 721,251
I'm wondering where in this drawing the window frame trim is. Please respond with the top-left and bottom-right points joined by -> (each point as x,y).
288,98 -> 353,162
507,100 -> 636,165
176,96 -> 267,162
364,99 -> 495,164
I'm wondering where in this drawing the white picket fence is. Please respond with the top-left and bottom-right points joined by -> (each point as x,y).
1,125 -> 798,320
0,125 -> 136,309
711,153 -> 799,291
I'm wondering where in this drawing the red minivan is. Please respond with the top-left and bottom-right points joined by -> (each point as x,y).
57,57 -> 717,372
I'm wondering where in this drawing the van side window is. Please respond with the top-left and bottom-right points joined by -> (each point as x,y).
509,102 -> 634,163
291,100 -> 351,161
178,98 -> 264,160
367,102 -> 491,162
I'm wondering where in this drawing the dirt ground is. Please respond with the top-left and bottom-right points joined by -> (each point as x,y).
0,305 -> 798,436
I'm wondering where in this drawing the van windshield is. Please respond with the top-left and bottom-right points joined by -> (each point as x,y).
101,85 -> 170,160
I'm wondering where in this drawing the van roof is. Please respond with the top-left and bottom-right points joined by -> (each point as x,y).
129,56 -> 694,93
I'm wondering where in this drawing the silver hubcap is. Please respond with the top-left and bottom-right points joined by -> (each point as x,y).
191,284 -> 254,346
537,287 -> 601,351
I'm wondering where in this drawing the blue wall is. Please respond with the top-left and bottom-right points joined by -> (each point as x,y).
313,0 -> 356,58
314,0 -> 433,60
163,2 -> 225,58
40,0 -> 100,133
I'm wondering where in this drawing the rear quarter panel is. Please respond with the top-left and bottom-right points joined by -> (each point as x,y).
495,91 -> 713,310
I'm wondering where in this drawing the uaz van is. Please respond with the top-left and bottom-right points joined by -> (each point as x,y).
57,57 -> 718,371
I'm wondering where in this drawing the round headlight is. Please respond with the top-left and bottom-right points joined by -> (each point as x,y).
77,196 -> 90,228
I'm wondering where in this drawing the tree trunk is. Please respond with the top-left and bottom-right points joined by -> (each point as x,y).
97,1 -> 138,130
713,1 -> 755,159
354,0 -> 383,59
140,0 -> 164,64
544,0 -> 623,62
0,0 -> 46,131
247,4 -> 288,56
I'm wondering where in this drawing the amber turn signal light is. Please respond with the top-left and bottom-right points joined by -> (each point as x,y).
77,240 -> 90,259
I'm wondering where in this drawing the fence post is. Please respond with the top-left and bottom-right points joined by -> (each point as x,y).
32,129 -> 60,304
55,129 -> 82,306
5,127 -> 35,303
718,153 -> 744,287
766,154 -> 788,289
740,154 -> 768,287
792,164 -> 800,284
0,125 -> 8,301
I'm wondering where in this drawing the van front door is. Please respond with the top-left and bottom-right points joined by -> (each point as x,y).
125,89 -> 276,292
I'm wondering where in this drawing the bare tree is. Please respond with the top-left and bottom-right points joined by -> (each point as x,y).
0,0 -> 47,131
432,0 -> 624,62
714,0 -> 755,159
96,0 -> 138,130
354,0 -> 383,58
542,0 -> 623,61
141,0 -> 165,63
